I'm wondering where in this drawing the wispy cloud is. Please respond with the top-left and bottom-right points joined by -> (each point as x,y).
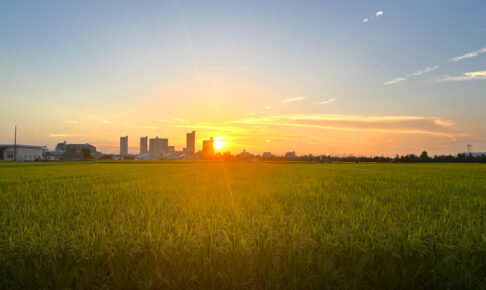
248,107 -> 271,116
139,125 -> 159,130
171,118 -> 191,123
157,118 -> 191,125
407,65 -> 439,77
319,98 -> 336,105
100,120 -> 113,124
282,97 -> 306,103
450,46 -> 486,62
49,133 -> 85,137
434,70 -> 486,82
384,65 -> 439,85
62,120 -> 78,124
363,10 -> 384,23
384,77 -> 407,85
229,114 -> 465,139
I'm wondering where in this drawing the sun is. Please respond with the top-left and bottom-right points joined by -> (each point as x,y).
213,138 -> 228,150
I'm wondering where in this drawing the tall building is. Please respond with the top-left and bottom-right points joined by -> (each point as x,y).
202,137 -> 214,159
140,136 -> 148,154
120,136 -> 128,157
149,137 -> 169,156
186,131 -> 195,156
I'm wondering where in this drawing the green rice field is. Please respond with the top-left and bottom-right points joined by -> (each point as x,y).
0,161 -> 485,289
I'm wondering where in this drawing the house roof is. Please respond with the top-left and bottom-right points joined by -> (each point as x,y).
0,144 -> 44,149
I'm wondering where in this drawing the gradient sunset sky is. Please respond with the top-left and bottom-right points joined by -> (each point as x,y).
1,0 -> 485,156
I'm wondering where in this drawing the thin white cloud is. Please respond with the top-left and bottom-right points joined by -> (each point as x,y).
434,70 -> 486,82
247,108 -> 268,116
407,65 -> 439,77
384,65 -> 439,86
171,118 -> 191,123
384,77 -> 407,86
450,46 -> 486,62
49,133 -> 85,137
434,119 -> 455,127
282,97 -> 306,103
319,98 -> 336,105
363,10 -> 383,23
62,120 -> 78,124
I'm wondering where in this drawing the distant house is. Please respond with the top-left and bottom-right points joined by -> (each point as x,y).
0,144 -> 44,161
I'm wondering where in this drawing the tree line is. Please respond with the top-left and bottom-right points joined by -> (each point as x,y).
219,151 -> 486,163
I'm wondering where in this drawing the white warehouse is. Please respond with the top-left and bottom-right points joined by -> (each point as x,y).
0,144 -> 44,161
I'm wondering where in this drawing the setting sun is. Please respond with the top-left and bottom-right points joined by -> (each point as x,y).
213,139 -> 228,150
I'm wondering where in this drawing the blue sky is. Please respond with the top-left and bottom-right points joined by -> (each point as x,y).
1,0 -> 485,155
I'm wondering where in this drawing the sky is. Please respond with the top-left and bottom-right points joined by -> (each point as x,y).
1,0 -> 485,156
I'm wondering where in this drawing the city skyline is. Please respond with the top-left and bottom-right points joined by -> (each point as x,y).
1,1 -> 485,155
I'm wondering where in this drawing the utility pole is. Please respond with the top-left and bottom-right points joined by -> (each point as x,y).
14,126 -> 17,161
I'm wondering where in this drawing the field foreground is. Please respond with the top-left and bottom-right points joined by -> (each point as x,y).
0,162 -> 485,289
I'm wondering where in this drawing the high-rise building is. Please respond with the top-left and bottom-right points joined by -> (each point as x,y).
120,136 -> 128,157
149,137 -> 169,156
202,137 -> 214,159
140,136 -> 148,154
186,131 -> 195,156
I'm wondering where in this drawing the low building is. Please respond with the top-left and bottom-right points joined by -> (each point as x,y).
0,144 -> 44,161
135,152 -> 151,160
62,143 -> 99,160
49,141 -> 67,159
240,149 -> 251,158
285,151 -> 297,159
465,152 -> 486,157
262,152 -> 272,158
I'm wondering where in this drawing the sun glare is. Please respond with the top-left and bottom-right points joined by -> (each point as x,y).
213,138 -> 228,150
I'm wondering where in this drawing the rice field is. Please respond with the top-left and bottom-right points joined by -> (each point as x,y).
0,161 -> 485,289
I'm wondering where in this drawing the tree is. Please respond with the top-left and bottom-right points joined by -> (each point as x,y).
420,151 -> 430,162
